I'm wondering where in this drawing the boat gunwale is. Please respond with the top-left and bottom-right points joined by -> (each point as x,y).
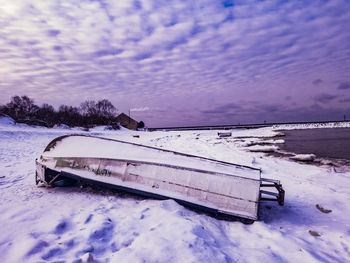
43,134 -> 262,172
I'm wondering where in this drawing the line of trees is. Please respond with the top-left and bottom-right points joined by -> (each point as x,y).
0,95 -> 120,128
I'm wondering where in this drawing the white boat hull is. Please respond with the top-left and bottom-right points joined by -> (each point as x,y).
36,135 -> 284,221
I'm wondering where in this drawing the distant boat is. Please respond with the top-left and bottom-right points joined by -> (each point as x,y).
36,135 -> 284,221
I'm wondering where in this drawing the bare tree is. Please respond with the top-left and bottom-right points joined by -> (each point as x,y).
58,105 -> 82,127
96,99 -> 116,118
1,96 -> 120,127
3,95 -> 38,120
80,99 -> 118,125
35,103 -> 56,127
80,100 -> 97,116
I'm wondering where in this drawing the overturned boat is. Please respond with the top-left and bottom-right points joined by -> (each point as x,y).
35,135 -> 284,221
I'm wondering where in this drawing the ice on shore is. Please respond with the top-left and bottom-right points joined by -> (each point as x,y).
290,154 -> 316,162
247,145 -> 279,152
273,121 -> 350,130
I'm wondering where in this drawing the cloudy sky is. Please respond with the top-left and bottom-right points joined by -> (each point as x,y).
1,0 -> 350,127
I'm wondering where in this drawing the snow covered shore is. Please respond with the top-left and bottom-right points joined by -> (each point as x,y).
1,119 -> 350,262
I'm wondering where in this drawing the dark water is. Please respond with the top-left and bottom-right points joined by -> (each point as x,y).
279,128 -> 350,160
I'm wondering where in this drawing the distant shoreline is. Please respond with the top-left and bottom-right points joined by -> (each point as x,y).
150,120 -> 350,131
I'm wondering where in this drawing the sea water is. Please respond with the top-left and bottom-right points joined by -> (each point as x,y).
279,128 -> 350,160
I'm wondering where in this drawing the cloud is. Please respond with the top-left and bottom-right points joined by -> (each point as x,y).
259,105 -> 281,113
94,49 -> 123,58
47,29 -> 60,37
201,103 -> 242,115
0,0 -> 350,126
315,94 -> 338,103
338,81 -> 350,90
312,79 -> 322,85
339,98 -> 350,103
130,107 -> 150,112
195,100 -> 349,126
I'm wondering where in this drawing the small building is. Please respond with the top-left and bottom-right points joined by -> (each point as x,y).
117,113 -> 138,130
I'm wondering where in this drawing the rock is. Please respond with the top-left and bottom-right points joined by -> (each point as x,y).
309,230 -> 321,237
316,204 -> 332,213
81,252 -> 94,262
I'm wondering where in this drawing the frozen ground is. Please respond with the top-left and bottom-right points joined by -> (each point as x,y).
1,117 -> 350,263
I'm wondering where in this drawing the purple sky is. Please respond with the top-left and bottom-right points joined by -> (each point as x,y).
1,0 -> 350,127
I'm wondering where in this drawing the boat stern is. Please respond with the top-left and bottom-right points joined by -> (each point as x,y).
35,158 -> 46,185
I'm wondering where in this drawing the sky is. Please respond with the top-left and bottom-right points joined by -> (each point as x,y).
0,0 -> 350,127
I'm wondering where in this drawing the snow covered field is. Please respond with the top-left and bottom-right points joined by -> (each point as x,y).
1,118 -> 350,263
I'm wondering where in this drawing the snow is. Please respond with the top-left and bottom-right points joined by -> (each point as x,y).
1,119 -> 350,262
53,124 -> 71,130
0,116 -> 15,126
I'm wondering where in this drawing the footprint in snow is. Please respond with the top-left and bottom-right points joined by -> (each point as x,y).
89,218 -> 114,244
110,242 -> 119,253
84,214 -> 93,224
26,240 -> 49,257
54,220 -> 71,234
41,247 -> 63,260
